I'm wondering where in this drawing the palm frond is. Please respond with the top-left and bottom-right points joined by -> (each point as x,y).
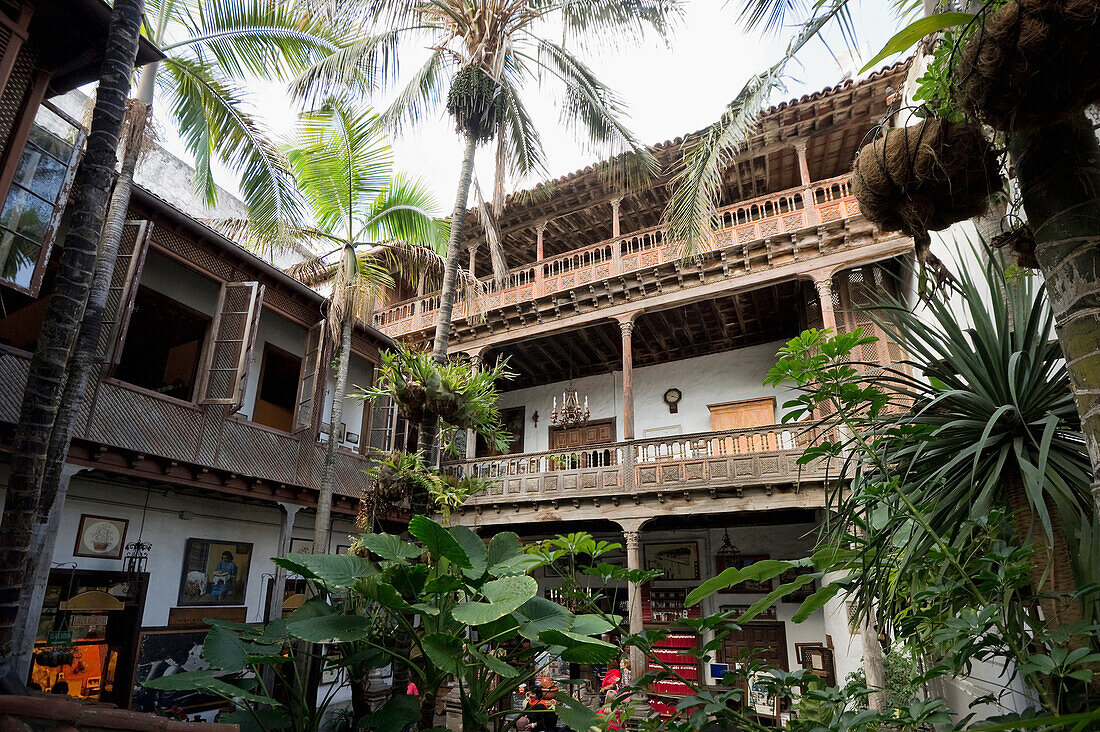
378,48 -> 451,136
496,66 -> 547,181
554,0 -> 684,49
164,54 -> 305,249
472,176 -> 509,286
286,252 -> 339,286
361,172 -> 447,250
290,29 -> 404,106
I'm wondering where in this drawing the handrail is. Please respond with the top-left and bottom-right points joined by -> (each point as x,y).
374,174 -> 856,331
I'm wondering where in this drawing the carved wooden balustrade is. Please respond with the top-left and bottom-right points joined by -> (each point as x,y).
374,175 -> 858,337
0,346 -> 373,501
444,423 -> 833,506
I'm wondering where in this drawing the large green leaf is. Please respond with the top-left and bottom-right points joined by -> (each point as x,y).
791,582 -> 842,623
860,13 -> 974,73
487,531 -> 522,566
685,560 -> 794,607
537,629 -> 618,663
422,632 -> 465,675
287,614 -> 374,643
452,575 -> 538,625
736,575 -> 816,624
388,563 -> 430,600
359,532 -> 422,561
202,625 -> 278,671
553,693 -> 599,730
570,613 -> 616,636
141,669 -> 219,690
362,581 -> 415,613
359,693 -> 420,732
273,553 -> 377,588
513,596 -> 574,640
468,646 -> 518,678
450,525 -> 488,579
409,515 -> 471,568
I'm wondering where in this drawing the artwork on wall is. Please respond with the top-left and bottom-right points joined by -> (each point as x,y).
643,542 -> 700,580
779,566 -> 817,602
177,539 -> 253,606
719,554 -> 772,593
797,643 -> 836,686
747,671 -> 779,717
288,538 -> 314,554
129,627 -> 221,713
73,514 -> 129,560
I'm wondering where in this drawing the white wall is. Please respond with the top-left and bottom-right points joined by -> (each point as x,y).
319,353 -> 375,451
139,250 -> 221,318
496,338 -> 796,452
238,309 -> 307,422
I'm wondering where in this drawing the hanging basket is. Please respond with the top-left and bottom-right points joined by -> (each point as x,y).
955,0 -> 1100,131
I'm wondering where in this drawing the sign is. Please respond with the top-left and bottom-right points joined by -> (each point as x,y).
47,630 -> 73,646
168,605 -> 247,627
72,614 -> 108,627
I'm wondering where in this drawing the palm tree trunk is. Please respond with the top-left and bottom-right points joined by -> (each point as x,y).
10,101 -> 150,676
315,303 -> 353,553
416,134 -> 478,468
0,0 -> 144,687
1009,112 -> 1100,512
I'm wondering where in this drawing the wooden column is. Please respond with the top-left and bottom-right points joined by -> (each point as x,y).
618,314 -> 637,440
468,243 -> 479,277
611,198 -> 623,274
268,502 -> 302,621
813,275 -> 837,332
794,140 -> 812,187
534,221 -> 546,296
619,519 -> 648,682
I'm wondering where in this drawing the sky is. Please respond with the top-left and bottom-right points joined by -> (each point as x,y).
156,0 -> 904,216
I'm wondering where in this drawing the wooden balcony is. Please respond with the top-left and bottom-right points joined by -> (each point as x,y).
375,175 -> 859,339
0,347 -> 373,509
445,423 -> 833,512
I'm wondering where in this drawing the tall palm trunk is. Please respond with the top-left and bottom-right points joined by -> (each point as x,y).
315,285 -> 354,552
416,134 -> 478,470
9,100 -> 150,678
0,0 -> 144,685
1010,113 -> 1100,512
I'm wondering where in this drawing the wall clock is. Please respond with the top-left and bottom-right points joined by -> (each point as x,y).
663,387 -> 682,414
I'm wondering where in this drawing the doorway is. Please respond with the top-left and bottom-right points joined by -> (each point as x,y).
548,418 -> 616,468
721,620 -> 789,670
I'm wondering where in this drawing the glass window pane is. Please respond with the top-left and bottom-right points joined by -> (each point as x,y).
14,144 -> 68,201
0,186 -> 53,241
0,229 -> 42,289
30,105 -> 80,151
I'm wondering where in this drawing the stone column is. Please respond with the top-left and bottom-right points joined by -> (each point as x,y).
268,502 -> 303,622
813,275 -> 837,333
619,519 -> 649,681
465,349 -> 485,459
13,464 -> 88,678
617,315 -> 637,440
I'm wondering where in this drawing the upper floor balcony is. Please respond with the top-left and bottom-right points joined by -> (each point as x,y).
375,174 -> 872,342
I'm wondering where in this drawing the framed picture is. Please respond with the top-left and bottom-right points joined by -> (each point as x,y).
779,566 -> 817,602
747,671 -> 778,717
177,539 -> 253,606
73,514 -> 129,560
289,538 -> 314,554
130,627 -> 223,713
644,542 -> 700,580
720,555 -> 772,593
345,432 -> 359,445
336,544 -> 351,555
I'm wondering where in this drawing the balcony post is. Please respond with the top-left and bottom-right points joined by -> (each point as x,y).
611,197 -> 623,274
465,348 -> 485,459
617,313 -> 638,440
795,140 -> 818,225
535,221 -> 546,296
812,273 -> 837,332
468,242 -> 479,277
268,502 -> 303,621
618,518 -> 649,681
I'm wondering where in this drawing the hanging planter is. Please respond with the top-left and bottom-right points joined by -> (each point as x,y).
851,118 -> 1001,277
955,0 -> 1100,130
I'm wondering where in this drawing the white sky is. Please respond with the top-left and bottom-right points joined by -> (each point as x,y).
156,0 -> 903,216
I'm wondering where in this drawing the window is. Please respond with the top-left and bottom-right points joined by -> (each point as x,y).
0,102 -> 83,295
114,287 -> 210,401
253,344 -> 301,432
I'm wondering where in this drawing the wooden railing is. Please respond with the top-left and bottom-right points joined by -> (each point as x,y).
0,347 -> 374,500
374,175 -> 858,336
444,423 -> 832,505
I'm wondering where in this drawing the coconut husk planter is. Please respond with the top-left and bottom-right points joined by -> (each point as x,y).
852,119 -> 1000,281
955,0 -> 1100,131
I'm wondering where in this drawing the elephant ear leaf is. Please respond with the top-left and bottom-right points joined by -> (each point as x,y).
359,694 -> 420,732
451,575 -> 538,625
359,533 -> 422,562
554,692 -> 600,730
273,553 -> 378,589
449,525 -> 488,579
409,515 -> 471,568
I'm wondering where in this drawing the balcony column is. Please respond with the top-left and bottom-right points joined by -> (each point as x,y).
268,502 -> 303,622
611,197 -> 623,274
468,242 -> 479,277
618,518 -> 650,682
465,348 -> 485,459
795,140 -> 818,225
534,221 -> 546,296
617,313 -> 638,440
811,273 -> 837,333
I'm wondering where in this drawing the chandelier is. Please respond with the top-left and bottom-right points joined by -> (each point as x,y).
551,387 -> 589,428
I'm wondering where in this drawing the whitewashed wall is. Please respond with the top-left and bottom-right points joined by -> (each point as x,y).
319,353 -> 375,451
495,338 -> 797,452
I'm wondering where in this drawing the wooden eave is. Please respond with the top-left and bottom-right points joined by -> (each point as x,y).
465,60 -> 910,273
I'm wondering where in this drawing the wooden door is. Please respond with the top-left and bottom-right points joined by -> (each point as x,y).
721,621 -> 789,670
708,397 -> 776,431
550,418 -> 615,450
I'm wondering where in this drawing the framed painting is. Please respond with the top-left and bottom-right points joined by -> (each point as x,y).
289,538 -> 314,554
643,542 -> 699,581
177,539 -> 253,606
779,566 -> 817,602
129,627 -> 222,713
73,514 -> 128,560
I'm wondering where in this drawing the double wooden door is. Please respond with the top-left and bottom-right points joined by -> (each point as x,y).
721,621 -> 789,670
548,418 -> 616,468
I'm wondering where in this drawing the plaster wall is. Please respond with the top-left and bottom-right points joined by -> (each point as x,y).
495,338 -> 796,453
237,309 -> 307,422
138,250 -> 221,318
319,354 -> 375,451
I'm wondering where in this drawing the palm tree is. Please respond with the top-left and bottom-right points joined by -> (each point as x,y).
284,98 -> 447,555
0,0 -> 147,688
325,0 -> 682,457
9,0 -> 374,674
668,0 -> 1100,503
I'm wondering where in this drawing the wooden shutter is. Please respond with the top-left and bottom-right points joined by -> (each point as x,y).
708,397 -> 776,431
198,281 -> 264,408
98,220 -> 152,365
292,321 -> 325,433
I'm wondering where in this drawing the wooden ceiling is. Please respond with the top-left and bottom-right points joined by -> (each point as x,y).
486,281 -> 805,391
466,61 -> 910,274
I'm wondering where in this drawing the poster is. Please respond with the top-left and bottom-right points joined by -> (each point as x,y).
177,538 -> 253,606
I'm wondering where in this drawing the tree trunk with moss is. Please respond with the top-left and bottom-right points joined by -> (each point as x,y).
1010,113 -> 1100,512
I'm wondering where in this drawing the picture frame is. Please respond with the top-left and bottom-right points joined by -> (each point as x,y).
746,671 -> 778,717
130,626 -> 223,713
643,542 -> 700,581
73,514 -> 129,560
779,566 -> 817,602
336,544 -> 351,555
289,538 -> 314,554
177,539 -> 253,606
798,644 -> 836,686
345,432 -> 359,445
